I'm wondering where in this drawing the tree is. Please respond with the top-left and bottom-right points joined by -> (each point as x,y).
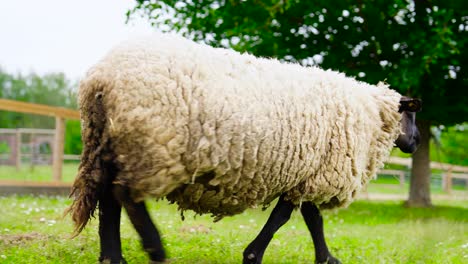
129,0 -> 468,207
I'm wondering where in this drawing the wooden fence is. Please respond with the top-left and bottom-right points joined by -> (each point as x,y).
383,156 -> 468,193
0,98 -> 80,181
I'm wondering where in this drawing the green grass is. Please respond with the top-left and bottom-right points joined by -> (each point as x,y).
0,196 -> 467,263
0,164 -> 78,182
0,164 -> 466,262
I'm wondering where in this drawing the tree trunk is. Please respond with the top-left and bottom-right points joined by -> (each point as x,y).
406,119 -> 432,207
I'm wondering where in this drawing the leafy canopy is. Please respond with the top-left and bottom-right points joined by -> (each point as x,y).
130,0 -> 467,125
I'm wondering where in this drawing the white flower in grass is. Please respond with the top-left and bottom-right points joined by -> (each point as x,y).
0,255 -> 6,259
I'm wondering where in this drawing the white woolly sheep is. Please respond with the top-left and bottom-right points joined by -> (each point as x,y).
67,33 -> 421,264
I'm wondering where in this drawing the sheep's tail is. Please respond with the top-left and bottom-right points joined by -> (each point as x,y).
65,91 -> 113,237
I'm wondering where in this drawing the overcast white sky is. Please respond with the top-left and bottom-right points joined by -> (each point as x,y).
0,0 -> 156,80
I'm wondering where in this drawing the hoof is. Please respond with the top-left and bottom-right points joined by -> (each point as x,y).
316,255 -> 341,264
243,252 -> 262,264
99,257 -> 127,264
147,247 -> 166,263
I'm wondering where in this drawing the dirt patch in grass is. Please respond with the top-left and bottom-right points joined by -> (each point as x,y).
0,232 -> 49,246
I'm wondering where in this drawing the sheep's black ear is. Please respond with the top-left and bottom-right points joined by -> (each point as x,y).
399,98 -> 422,112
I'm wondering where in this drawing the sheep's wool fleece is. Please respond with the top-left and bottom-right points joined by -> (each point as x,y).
78,33 -> 402,218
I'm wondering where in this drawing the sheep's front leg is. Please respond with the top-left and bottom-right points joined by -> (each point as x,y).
243,194 -> 295,264
300,202 -> 341,264
113,185 -> 166,263
99,187 -> 125,264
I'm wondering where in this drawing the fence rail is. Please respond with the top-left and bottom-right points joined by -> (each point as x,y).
0,128 -> 56,134
388,156 -> 468,173
0,98 -> 79,119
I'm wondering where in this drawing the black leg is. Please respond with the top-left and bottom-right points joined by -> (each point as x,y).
99,187 -> 125,264
300,202 -> 341,264
243,194 -> 295,264
113,185 -> 166,263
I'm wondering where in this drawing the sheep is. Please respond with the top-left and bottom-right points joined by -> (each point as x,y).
67,33 -> 422,264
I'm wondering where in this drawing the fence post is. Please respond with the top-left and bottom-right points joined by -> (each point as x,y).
15,129 -> 21,171
52,117 -> 65,182
399,172 -> 405,188
444,167 -> 453,194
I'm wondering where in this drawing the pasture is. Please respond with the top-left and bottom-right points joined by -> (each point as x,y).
0,195 -> 466,263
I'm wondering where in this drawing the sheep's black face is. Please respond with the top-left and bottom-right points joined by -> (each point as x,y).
395,98 -> 422,153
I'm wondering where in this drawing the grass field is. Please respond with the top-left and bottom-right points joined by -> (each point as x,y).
0,164 -> 78,182
0,195 -> 467,264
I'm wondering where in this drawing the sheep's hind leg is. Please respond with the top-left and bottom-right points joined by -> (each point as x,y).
99,186 -> 125,264
113,185 -> 166,264
300,202 -> 341,264
243,194 -> 295,264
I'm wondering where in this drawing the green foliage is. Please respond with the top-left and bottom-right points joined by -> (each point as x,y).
129,0 -> 468,125
64,120 -> 82,155
0,141 -> 10,154
431,123 -> 468,165
0,196 -> 466,263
